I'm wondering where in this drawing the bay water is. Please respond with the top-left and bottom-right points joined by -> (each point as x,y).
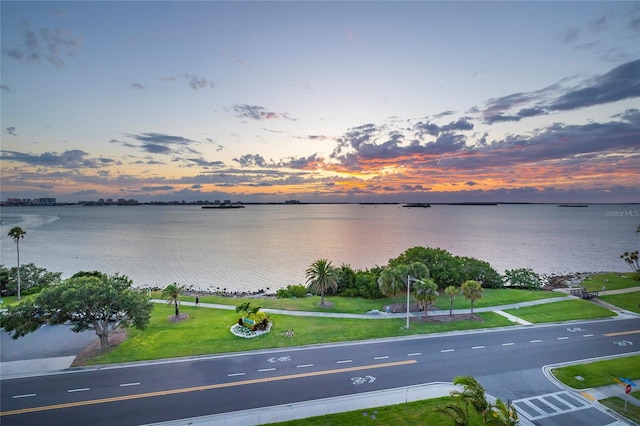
1,204 -> 638,292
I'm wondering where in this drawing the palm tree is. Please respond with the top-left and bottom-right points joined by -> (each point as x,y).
461,280 -> 483,317
452,375 -> 490,424
445,285 -> 459,316
414,278 -> 438,317
162,282 -> 185,317
436,397 -> 470,426
305,259 -> 337,306
377,266 -> 403,308
7,227 -> 26,300
490,398 -> 519,426
462,280 -> 483,317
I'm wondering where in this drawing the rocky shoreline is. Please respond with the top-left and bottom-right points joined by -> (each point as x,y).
148,272 -> 621,300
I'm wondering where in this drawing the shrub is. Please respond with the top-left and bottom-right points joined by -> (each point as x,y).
276,284 -> 308,298
504,268 -> 542,290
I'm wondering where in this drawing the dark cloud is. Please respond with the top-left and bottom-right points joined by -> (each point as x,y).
0,149 -> 114,168
183,74 -> 215,90
1,85 -> 13,93
415,118 -> 474,136
140,185 -> 175,191
5,127 -> 17,136
141,144 -> 172,154
128,132 -> 193,145
233,104 -> 294,121
481,59 -> 640,123
233,154 -> 268,167
549,59 -> 640,111
184,157 -> 225,168
3,20 -> 82,67
121,133 -> 200,156
281,154 -> 320,169
130,82 -> 145,90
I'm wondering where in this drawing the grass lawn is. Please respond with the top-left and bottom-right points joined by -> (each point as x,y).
582,273 -> 640,292
0,294 -> 36,307
264,396 -> 484,426
84,305 -> 513,365
599,291 -> 640,314
551,355 -> 640,389
599,397 -> 640,425
502,299 -> 614,323
154,288 -> 564,314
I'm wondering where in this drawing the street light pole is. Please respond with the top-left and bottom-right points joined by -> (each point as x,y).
406,275 -> 424,329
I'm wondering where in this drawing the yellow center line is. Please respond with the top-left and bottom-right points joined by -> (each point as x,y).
604,330 -> 640,337
1,359 -> 416,417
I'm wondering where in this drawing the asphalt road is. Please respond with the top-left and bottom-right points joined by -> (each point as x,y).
1,324 -> 98,362
1,317 -> 639,426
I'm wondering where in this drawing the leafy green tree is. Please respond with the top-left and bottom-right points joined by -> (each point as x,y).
1,273 -> 152,347
459,257 -> 503,289
305,259 -> 337,306
504,268 -> 542,290
334,264 -> 357,296
389,246 -> 463,289
7,227 -> 26,300
445,285 -> 459,315
414,278 -> 438,317
162,282 -> 185,317
1,263 -> 62,297
461,280 -> 483,316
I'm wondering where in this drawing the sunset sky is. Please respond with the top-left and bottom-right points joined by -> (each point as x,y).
1,1 -> 639,204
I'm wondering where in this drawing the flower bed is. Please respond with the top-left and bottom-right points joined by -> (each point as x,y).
230,322 -> 272,338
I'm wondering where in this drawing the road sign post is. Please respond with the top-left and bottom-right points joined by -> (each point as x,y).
625,384 -> 632,412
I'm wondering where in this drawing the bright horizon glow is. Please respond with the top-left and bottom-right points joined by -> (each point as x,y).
1,1 -> 639,204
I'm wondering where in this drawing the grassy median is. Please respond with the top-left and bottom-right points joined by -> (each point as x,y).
502,299 -> 615,323
84,306 -> 514,365
263,396 -> 484,426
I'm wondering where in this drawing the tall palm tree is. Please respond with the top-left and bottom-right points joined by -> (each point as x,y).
305,259 -> 337,306
414,278 -> 438,317
461,280 -> 483,317
377,266 -> 403,307
162,282 -> 185,317
445,285 -> 459,316
7,227 -> 26,300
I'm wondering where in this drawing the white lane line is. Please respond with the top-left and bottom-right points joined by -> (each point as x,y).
441,349 -> 455,353
502,342 -> 514,346
258,368 -> 276,372
67,388 -> 90,393
12,393 -> 36,399
472,346 -> 485,349
337,360 -> 353,364
227,372 -> 245,377
408,352 -> 422,356
297,364 -> 313,368
530,339 -> 542,343
583,334 -> 594,337
120,382 -> 140,387
557,337 -> 569,340
374,356 -> 389,360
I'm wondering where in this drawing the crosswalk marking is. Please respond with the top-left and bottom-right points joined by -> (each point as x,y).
513,391 -> 591,421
